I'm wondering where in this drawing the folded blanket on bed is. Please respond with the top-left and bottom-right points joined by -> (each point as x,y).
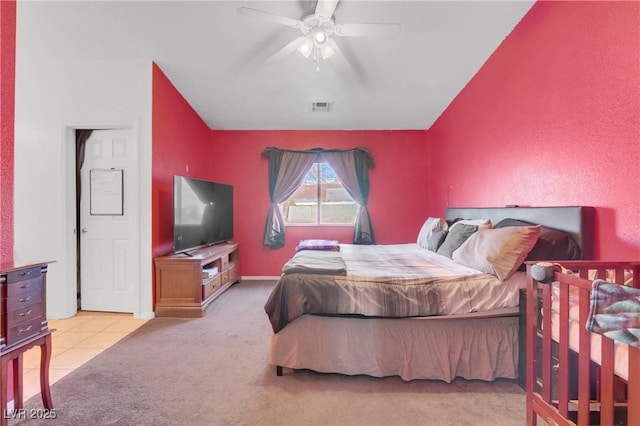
586,279 -> 640,348
282,250 -> 347,275
296,239 -> 340,252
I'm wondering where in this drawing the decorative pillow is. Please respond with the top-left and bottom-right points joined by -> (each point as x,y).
452,225 -> 541,281
427,229 -> 448,252
449,218 -> 493,233
494,218 -> 582,270
436,223 -> 479,258
295,240 -> 340,252
417,217 -> 448,249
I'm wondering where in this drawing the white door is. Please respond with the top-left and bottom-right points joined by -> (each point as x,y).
80,129 -> 138,312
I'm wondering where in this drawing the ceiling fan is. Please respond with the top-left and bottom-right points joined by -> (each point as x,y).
237,0 -> 401,72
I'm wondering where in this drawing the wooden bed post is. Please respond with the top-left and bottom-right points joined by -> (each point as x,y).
629,348 -> 640,426
525,264 -> 538,426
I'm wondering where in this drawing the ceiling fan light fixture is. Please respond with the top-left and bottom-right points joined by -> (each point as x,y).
297,38 -> 314,58
238,1 -> 402,72
314,30 -> 327,45
320,44 -> 335,59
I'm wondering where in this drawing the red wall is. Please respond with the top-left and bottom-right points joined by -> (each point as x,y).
150,72 -> 430,277
210,131 -> 428,276
426,1 -> 640,260
0,0 -> 16,407
0,0 -> 16,264
150,1 -> 639,277
151,63 -> 217,259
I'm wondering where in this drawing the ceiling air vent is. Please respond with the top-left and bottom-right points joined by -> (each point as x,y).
312,102 -> 331,112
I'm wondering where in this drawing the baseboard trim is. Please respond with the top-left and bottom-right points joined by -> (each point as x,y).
134,312 -> 155,320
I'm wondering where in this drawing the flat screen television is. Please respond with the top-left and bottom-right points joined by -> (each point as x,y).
173,176 -> 233,253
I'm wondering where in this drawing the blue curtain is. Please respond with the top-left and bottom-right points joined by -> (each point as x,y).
261,148 -> 317,249
321,149 -> 375,244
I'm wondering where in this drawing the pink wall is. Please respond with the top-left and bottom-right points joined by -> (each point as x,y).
426,1 -> 640,260
0,0 -> 15,263
151,63 -> 217,261
211,131 -> 428,276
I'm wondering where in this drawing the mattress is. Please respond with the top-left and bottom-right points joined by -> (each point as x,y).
266,243 -> 524,333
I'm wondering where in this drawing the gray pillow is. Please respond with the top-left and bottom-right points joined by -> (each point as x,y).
436,223 -> 478,258
427,229 -> 448,252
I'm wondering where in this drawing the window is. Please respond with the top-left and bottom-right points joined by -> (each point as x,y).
279,163 -> 357,225
262,146 -> 375,248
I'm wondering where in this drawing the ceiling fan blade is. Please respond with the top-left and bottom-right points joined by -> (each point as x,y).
266,36 -> 309,63
334,23 -> 401,37
237,7 -> 304,29
315,0 -> 339,19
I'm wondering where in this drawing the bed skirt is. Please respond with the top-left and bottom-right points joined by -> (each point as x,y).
270,311 -> 519,382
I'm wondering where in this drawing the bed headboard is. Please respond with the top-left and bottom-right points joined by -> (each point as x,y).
445,206 -> 594,260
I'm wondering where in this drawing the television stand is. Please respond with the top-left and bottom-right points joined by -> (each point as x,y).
154,242 -> 240,317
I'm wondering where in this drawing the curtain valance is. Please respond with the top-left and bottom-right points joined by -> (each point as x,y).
261,147 -> 375,169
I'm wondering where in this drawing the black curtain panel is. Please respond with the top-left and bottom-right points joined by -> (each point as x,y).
75,129 -> 93,308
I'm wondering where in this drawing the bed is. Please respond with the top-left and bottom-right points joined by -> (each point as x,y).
266,206 -> 594,382
526,261 -> 640,425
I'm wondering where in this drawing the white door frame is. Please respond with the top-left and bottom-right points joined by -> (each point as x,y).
62,120 -> 142,318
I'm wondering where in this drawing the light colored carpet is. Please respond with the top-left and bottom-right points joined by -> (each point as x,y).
13,280 -> 526,426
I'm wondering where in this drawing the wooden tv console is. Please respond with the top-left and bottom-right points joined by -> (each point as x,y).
154,242 -> 240,317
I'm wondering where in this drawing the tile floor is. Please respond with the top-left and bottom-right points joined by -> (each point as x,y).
20,311 -> 148,402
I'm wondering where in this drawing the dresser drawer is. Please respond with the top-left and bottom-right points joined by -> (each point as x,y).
6,266 -> 41,284
203,275 -> 222,300
6,316 -> 43,345
6,275 -> 43,298
7,285 -> 42,312
7,303 -> 44,325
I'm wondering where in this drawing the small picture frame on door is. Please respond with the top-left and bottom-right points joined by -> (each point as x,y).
90,168 -> 124,215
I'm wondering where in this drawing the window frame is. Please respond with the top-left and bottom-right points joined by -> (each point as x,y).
278,162 -> 357,227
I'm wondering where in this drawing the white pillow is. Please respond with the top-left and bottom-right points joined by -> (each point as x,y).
417,217 -> 448,249
452,225 -> 541,281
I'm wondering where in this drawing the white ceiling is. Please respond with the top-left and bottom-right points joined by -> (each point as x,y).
19,0 -> 535,130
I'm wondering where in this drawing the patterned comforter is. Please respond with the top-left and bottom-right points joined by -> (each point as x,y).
264,244 -> 519,333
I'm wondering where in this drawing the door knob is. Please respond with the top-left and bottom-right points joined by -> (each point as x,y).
81,228 -> 88,234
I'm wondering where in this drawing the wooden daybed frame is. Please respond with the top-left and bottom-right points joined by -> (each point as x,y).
526,261 -> 640,425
